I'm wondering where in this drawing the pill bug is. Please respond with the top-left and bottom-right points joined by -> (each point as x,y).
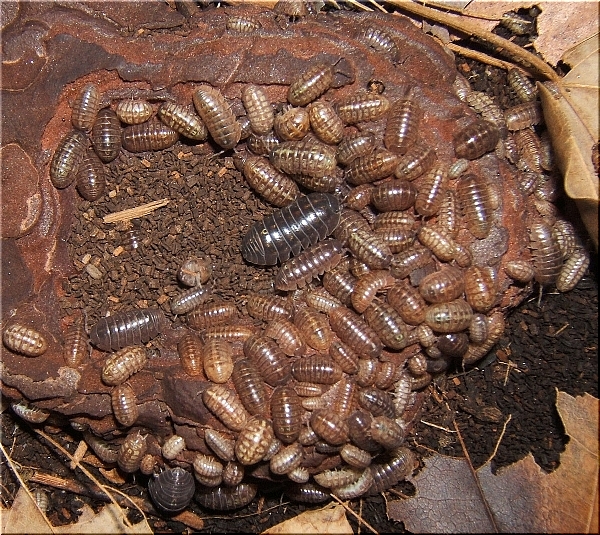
500,11 -> 534,36
362,297 -> 408,350
243,335 -> 291,387
351,270 -> 395,313
111,383 -> 138,427
242,155 -> 300,207
156,102 -> 208,141
270,139 -> 338,178
275,239 -> 344,291
507,68 -> 538,102
241,85 -> 274,135
288,62 -> 334,107
314,467 -> 362,489
424,298 -> 473,333
371,179 -> 417,212
504,101 -> 544,131
177,333 -> 204,376
202,384 -> 249,432
231,358 -> 268,417
414,165 -> 446,217
514,128 -> 544,173
463,311 -> 505,365
264,319 -> 306,357
291,171 -> 342,193
3,323 -> 48,357
71,83 -> 101,132
91,108 -> 122,163
170,284 -> 213,315
246,294 -> 294,321
386,281 -> 426,326
204,429 -> 236,462
369,447 -> 415,493
418,266 -> 465,304
247,131 -> 281,156
115,99 -> 154,124
437,332 -> 469,358
373,211 -> 416,231
453,120 -> 500,160
203,339 -> 234,384
292,354 -> 343,385
335,91 -> 391,124
304,287 -> 342,315
333,209 -> 371,246
464,266 -> 497,312
358,387 -> 396,420
122,120 -> 179,152
269,442 -> 304,475
394,143 -> 437,181
187,302 -> 239,331
161,435 -> 186,461
274,106 -> 310,141
234,416 -> 275,465
269,386 -> 302,444
556,249 -> 590,293
83,431 -> 120,464
50,130 -> 87,189
375,361 -> 399,390
308,101 -> 345,145
456,173 -> 493,240
193,453 -> 224,479
310,409 -> 349,446
469,313 -> 489,344
390,245 -> 434,280
332,467 -> 374,500
226,14 -> 262,33
222,461 -> 245,487
75,149 -> 106,201
192,85 -> 241,149
384,89 -> 422,155
347,409 -> 381,452
90,308 -> 166,351
529,221 -> 563,286
370,415 -> 405,449
202,324 -> 256,343
340,444 -> 372,469
195,483 -> 258,510
293,305 -> 334,351
139,454 -> 158,476
118,431 -> 147,473
345,149 -> 399,185
63,314 -> 89,367
101,346 -> 148,386
345,184 -> 374,211
177,255 -> 212,287
362,25 -> 399,58
11,401 -> 50,424
241,192 -> 341,266
336,132 -> 376,166
148,467 -> 195,513
347,228 -> 393,270
328,306 -> 383,359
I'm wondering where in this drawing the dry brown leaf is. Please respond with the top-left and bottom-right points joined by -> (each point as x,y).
539,34 -> 599,249
0,488 -> 152,535
262,503 -> 353,535
388,391 -> 599,533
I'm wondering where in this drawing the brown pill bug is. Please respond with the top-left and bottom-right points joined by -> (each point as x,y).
178,255 -> 212,287
3,323 -> 48,357
504,101 -> 544,131
274,106 -> 310,141
202,339 -> 234,384
235,415 -> 275,465
222,461 -> 245,487
122,120 -> 178,152
464,91 -> 507,138
139,453 -> 158,476
202,324 -> 256,343
314,467 -> 362,489
187,302 -> 239,331
262,437 -> 283,461
414,165 -> 447,216
393,371 -> 414,416
390,245 -> 434,280
425,298 -> 473,333
195,483 -> 258,511
333,209 -> 371,247
373,211 -> 416,231
337,132 -> 376,166
241,85 -> 274,135
111,384 -> 138,427
453,120 -> 500,160
335,91 -> 391,124
288,466 -> 310,484
82,431 -> 120,463
358,387 -> 396,419
193,453 -> 224,478
204,429 -> 236,462
500,11 -> 534,35
63,314 -> 89,367
238,115 -> 252,141
170,284 -> 213,315
270,386 -> 302,443
369,447 -> 416,493
290,169 -> 343,193
295,382 -> 326,398
375,361 -> 399,390
384,89 -> 422,155
307,101 -> 345,145
463,311 -> 505,365
529,221 -> 563,286
242,155 -> 300,207
556,249 -> 590,292
387,280 -> 427,325
75,149 -> 106,201
362,26 -> 399,58
192,84 -> 241,149
202,384 -> 249,432
407,352 -> 429,376
177,332 -> 204,376
418,266 -> 465,304
394,143 -> 437,181
332,467 -> 374,500
101,346 -> 147,386
370,415 -> 405,449
303,396 -> 329,411
341,444 -> 372,469
288,62 -> 334,107
247,131 -> 281,156
464,266 -> 497,312
243,334 -> 291,387
329,376 -> 358,418
90,308 -> 166,351
157,102 -> 208,140
347,409 -> 381,452
292,354 -> 343,385
270,442 -> 304,475
434,189 -> 458,238
305,287 -> 343,314
231,358 -> 268,416
115,99 -> 154,124
348,228 -> 393,270
71,83 -> 101,132
226,14 -> 262,32
50,130 -> 87,188
328,306 -> 383,359
437,332 -> 470,358
345,149 -> 399,185
148,467 -> 195,513
508,68 -> 538,102
91,108 -> 122,163
351,270 -> 396,313
264,319 -> 306,357
310,409 -> 349,445
298,424 -> 319,446
456,173 -> 493,239
293,305 -> 334,352
275,239 -> 344,291
11,401 -> 50,424
371,179 -> 417,212
246,293 -> 294,321
345,184 -> 374,211
363,297 -> 409,350
448,158 -> 470,180
322,260 -> 357,306
118,431 -> 147,473
468,313 -> 488,344
270,139 -> 337,178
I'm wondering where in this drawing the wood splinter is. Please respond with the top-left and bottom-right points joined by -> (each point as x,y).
102,198 -> 170,223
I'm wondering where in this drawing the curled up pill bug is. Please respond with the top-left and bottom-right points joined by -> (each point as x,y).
148,467 -> 195,513
177,255 -> 212,287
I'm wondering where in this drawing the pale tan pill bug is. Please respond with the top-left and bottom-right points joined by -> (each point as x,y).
293,305 -> 334,352
241,155 -> 300,207
118,430 -> 148,473
192,84 -> 241,150
91,108 -> 122,163
384,88 -> 422,155
469,313 -> 488,344
345,149 -> 399,185
394,143 -> 437,181
370,415 -> 405,449
417,226 -> 457,263
500,12 -> 534,36
162,435 -> 186,461
63,314 -> 89,367
202,324 -> 256,344
508,68 -> 538,102
288,62 -> 334,107
463,311 -> 505,365
362,25 -> 399,59
274,106 -> 310,141
50,129 -> 87,189
3,323 -> 48,357
122,120 -> 179,152
387,280 -> 427,325
464,266 -> 498,312
335,91 -> 391,124
222,461 -> 245,487
234,415 -> 275,465
83,431 -> 120,464
203,339 -> 234,384
514,128 -> 543,173
270,386 -> 302,444
101,346 -> 147,386
308,101 -> 345,145
269,442 -> 304,475
11,401 -> 50,424
157,102 -> 208,140
241,85 -> 274,135
556,249 -> 590,292
177,332 -> 204,376
115,99 -> 154,125
246,293 -> 294,321
203,384 -> 250,432
418,266 -> 465,304
204,428 -> 236,462
310,409 -> 349,446
270,139 -> 338,178
347,228 -> 393,270
363,297 -> 409,350
193,453 -> 224,479
187,302 -> 239,331
288,466 -> 310,484
504,259 -> 535,283
264,319 -> 306,357
345,184 -> 374,211
111,383 -> 138,427
314,467 -> 362,489
414,164 -> 447,217
529,221 -> 563,286
371,179 -> 417,212
424,298 -> 473,333
351,269 -> 396,313
292,354 -> 343,385
247,131 -> 281,156
456,173 -> 493,240
71,83 -> 101,132
369,447 -> 416,493
336,132 -> 376,166
328,305 -> 383,359
504,101 -> 544,131
177,255 -> 212,287
226,14 -> 262,33
340,443 -> 372,468
331,467 -> 374,500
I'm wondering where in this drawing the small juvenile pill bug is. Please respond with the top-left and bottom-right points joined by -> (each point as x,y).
556,248 -> 590,293
453,120 -> 500,160
363,297 -> 410,350
270,138 -> 338,178
170,284 -> 213,315
370,415 -> 405,449
507,68 -> 538,102
247,131 -> 281,156
462,311 -> 505,365
345,149 -> 399,185
351,269 -> 396,313
314,467 -> 362,489
345,184 -> 374,211
288,466 -> 310,484
500,11 -> 534,36
358,387 -> 396,419
234,415 -> 275,465
307,101 -> 345,145
231,358 -> 268,416
115,99 -> 154,124
347,228 -> 393,270
329,376 -> 358,419
177,255 -> 212,287
204,428 -> 236,462
243,334 -> 291,387
464,91 -> 507,139
75,148 -> 106,201
118,430 -> 148,473
202,324 -> 256,343
273,106 -> 310,141
456,173 -> 493,240
375,361 -> 399,390
139,454 -> 158,476
291,171 -> 343,193
394,143 -> 437,181
91,108 -> 122,163
393,371 -> 414,416
148,467 -> 195,513
11,400 -> 50,424
71,83 -> 101,132
3,323 -> 48,357
310,409 -> 349,446
195,483 -> 258,511
529,221 -> 563,286
414,165 -> 447,217
347,409 -> 381,452
335,91 -> 391,124
192,84 -> 241,150
321,261 -> 356,306
424,298 -> 473,333
270,386 -> 302,444
242,155 -> 300,207
292,354 -> 343,385
293,305 -> 334,352
463,266 -> 498,312
83,431 -> 120,464
111,383 -> 138,427
63,314 -> 89,367
287,62 -> 334,107
122,120 -> 179,152
362,25 -> 399,59
504,101 -> 544,131
418,266 -> 466,304
390,245 -> 434,280
264,319 -> 306,357
447,159 -> 470,180
468,313 -> 488,344
101,346 -> 148,386
187,302 -> 239,331
177,332 -> 204,376
157,102 -> 208,140
407,352 -> 429,376
90,308 -> 166,351
371,179 -> 418,212
340,443 -> 372,469
274,239 -> 344,291
202,384 -> 249,432
328,306 -> 383,360
246,293 -> 294,321
226,14 -> 262,33
222,461 -> 245,487
162,435 -> 186,461
331,467 -> 374,500
373,211 -> 416,231
384,89 -> 422,155
241,85 -> 274,135
336,132 -> 376,166
203,339 -> 234,384
50,130 -> 87,189
434,189 -> 458,238
269,442 -> 304,475
374,226 -> 415,254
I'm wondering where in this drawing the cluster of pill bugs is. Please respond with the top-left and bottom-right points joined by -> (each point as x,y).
3,20 -> 592,514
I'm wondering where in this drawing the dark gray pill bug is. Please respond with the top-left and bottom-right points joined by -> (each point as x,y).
170,284 -> 213,315
195,483 -> 258,511
148,467 -> 195,513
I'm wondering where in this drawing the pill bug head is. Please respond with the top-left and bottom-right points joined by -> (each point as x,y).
148,467 -> 195,513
